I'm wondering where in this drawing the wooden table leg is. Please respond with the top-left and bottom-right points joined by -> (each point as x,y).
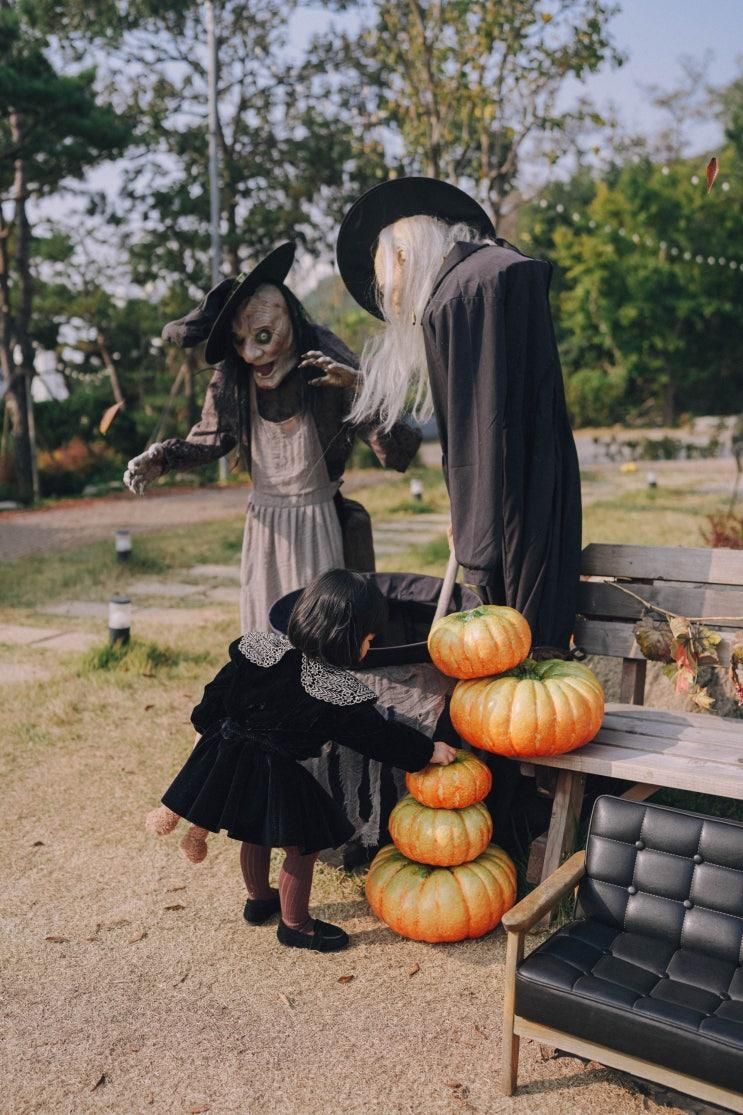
533,769 -> 586,930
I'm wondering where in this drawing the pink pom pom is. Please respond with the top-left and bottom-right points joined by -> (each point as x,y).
145,805 -> 181,837
180,826 -> 208,863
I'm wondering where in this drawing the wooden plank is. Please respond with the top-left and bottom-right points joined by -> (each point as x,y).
604,703 -> 743,736
503,852 -> 586,935
512,1018 -> 743,1113
596,727 -> 743,764
582,543 -> 743,586
500,930 -> 525,1096
527,742 -> 743,797
601,715 -> 743,749
577,580 -> 743,628
619,658 -> 646,704
538,771 -> 586,929
620,783 -> 659,802
574,617 -> 734,664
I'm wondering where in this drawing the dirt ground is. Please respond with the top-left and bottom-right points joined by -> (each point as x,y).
4,462 -> 733,1115
2,645 -> 690,1115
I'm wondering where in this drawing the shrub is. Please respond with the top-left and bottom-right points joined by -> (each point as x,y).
703,512 -> 743,549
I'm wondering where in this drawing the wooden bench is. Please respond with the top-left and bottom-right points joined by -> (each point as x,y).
525,543 -> 743,895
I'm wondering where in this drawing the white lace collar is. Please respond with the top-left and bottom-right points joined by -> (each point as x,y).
237,631 -> 376,707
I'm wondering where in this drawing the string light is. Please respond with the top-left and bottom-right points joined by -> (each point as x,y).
526,196 -> 740,269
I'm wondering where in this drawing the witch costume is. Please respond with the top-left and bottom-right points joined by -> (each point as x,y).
336,178 -> 582,650
152,243 -> 421,630
161,632 -> 433,854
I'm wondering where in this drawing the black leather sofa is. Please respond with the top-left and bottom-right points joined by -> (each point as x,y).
501,796 -> 743,1109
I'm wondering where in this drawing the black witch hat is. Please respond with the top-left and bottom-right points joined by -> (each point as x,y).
336,177 -> 495,319
161,242 -> 296,363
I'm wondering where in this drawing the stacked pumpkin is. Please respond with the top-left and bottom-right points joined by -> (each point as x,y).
428,605 -> 605,759
366,748 -> 517,943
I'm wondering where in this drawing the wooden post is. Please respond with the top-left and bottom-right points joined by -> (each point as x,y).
620,657 -> 647,705
536,769 -> 586,928
500,929 -> 525,1096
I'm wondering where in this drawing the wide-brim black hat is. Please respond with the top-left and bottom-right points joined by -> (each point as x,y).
336,177 -> 495,319
203,241 -> 296,364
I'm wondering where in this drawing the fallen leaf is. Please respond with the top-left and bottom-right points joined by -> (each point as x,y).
144,704 -> 154,711
91,1073 -> 107,1091
445,1081 -> 462,1089
164,903 -> 185,911
278,992 -> 294,1010
633,611 -> 673,663
706,156 -> 719,193
32,840 -> 45,846
45,936 -> 69,943
128,930 -> 147,943
337,974 -> 354,984
166,885 -> 187,893
541,11 -> 553,21
190,1107 -> 210,1114
730,641 -> 743,705
99,401 -> 123,435
408,963 -> 420,977
691,686 -> 715,711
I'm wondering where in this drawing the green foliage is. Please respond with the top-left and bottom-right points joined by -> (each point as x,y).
0,7 -> 133,194
523,144 -> 743,425
314,0 -> 622,222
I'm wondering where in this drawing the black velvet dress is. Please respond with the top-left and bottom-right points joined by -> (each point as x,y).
161,632 -> 434,854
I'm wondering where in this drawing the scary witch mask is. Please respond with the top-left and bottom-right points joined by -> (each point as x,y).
230,283 -> 296,390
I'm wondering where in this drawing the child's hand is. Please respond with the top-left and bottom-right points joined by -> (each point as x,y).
431,740 -> 457,765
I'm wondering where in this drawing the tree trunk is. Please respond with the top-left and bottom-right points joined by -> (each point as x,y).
96,332 -> 126,409
662,375 -> 675,427
9,112 -> 39,502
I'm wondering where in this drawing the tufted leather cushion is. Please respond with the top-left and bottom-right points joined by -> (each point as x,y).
515,797 -> 743,1091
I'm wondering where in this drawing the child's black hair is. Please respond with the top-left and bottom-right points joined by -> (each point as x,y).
288,569 -> 387,668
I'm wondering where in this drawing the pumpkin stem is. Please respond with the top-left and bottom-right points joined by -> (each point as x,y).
508,657 -> 539,679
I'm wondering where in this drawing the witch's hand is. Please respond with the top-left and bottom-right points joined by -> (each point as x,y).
123,443 -> 166,495
300,350 -> 360,390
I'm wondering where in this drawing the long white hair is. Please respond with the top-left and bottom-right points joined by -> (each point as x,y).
350,215 -> 489,431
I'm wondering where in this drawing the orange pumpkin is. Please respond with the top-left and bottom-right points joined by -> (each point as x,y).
388,795 -> 493,867
406,748 -> 492,809
366,843 -> 517,942
450,658 -> 604,758
428,605 -> 531,680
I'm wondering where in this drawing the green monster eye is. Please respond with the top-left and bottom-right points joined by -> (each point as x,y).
255,329 -> 272,345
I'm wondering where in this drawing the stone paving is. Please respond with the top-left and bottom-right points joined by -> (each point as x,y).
0,501 -> 449,684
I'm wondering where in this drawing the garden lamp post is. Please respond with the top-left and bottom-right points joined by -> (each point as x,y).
109,595 -> 132,646
114,529 -> 132,562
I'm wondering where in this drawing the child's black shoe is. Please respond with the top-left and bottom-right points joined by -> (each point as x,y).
243,894 -> 281,925
277,918 -> 349,952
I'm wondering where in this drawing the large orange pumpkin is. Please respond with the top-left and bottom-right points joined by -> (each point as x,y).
406,748 -> 492,809
366,843 -> 517,942
388,795 -> 493,867
428,605 -> 531,679
450,658 -> 604,758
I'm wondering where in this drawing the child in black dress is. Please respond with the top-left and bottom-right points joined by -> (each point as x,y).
146,569 -> 456,952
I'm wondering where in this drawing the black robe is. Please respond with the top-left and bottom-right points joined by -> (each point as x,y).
422,242 -> 581,649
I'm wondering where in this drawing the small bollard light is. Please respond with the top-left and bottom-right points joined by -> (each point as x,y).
647,471 -> 658,490
410,478 -> 424,502
115,529 -> 132,562
109,595 -> 132,646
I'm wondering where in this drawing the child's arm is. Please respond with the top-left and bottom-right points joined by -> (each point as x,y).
324,700 -> 449,772
190,658 -> 236,735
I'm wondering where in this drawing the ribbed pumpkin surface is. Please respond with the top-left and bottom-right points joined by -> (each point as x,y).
406,748 -> 492,809
428,605 -> 531,680
366,844 -> 517,942
388,795 -> 492,866
450,658 -> 604,758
